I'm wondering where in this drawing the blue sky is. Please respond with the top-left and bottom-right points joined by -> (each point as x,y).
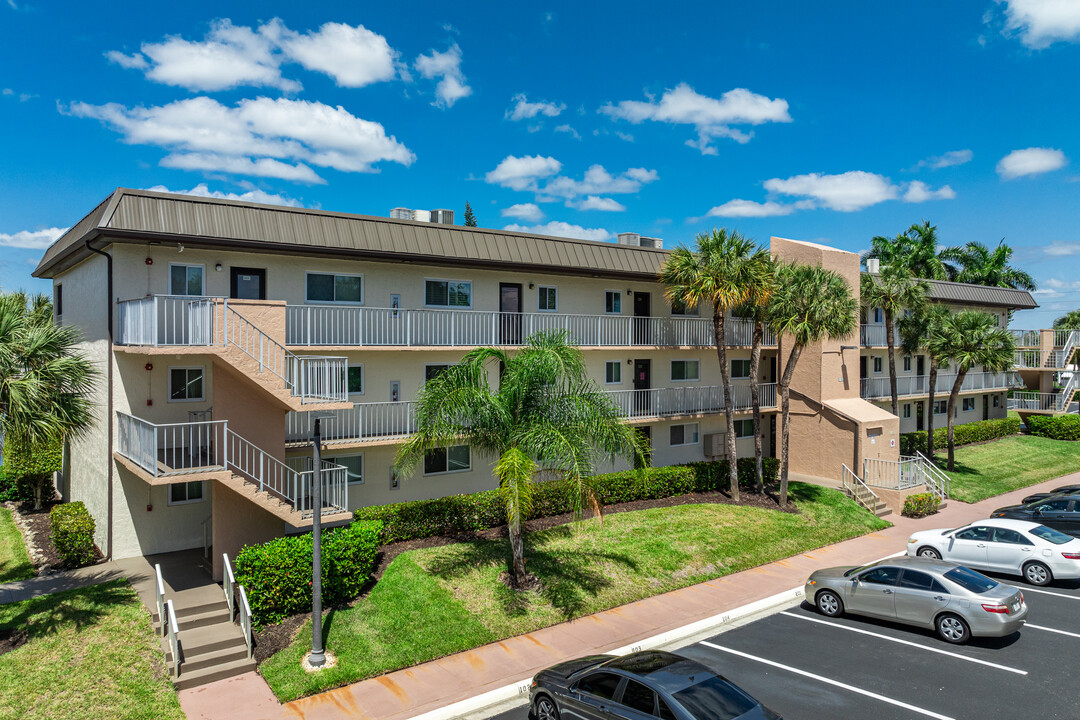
2,1 -> 1079,327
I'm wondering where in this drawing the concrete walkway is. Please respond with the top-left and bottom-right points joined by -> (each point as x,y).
0,561 -> 126,605
177,472 -> 1079,720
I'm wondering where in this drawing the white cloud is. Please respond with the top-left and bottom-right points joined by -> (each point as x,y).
0,227 -> 69,249
1,88 -> 11,95
996,147 -> 1067,179
997,0 -> 1080,48
501,203 -> 544,221
902,181 -> 957,202
67,96 -> 415,178
145,183 -> 304,207
502,221 -> 612,241
414,43 -> 471,108
270,21 -> 400,88
573,196 -> 626,212
485,155 -> 562,191
705,199 -> 795,218
1043,241 -> 1080,256
553,124 -> 581,140
541,165 -> 658,201
160,153 -> 325,184
104,50 -> 148,70
615,131 -> 634,142
915,149 -> 973,170
763,171 -> 898,212
600,83 -> 791,154
506,93 -> 565,121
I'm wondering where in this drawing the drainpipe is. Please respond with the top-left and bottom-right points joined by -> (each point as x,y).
85,239 -> 114,561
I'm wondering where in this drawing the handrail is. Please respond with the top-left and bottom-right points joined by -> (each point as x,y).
859,371 -> 1023,400
841,463 -> 879,514
116,413 -> 227,477
914,451 -> 950,501
166,599 -> 181,677
154,563 -> 166,637
222,553 -> 236,621
238,586 -> 253,659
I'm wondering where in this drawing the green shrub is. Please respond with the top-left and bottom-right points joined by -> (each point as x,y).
899,416 -> 1020,455
902,492 -> 941,518
355,458 -> 781,545
1025,414 -> 1080,441
50,502 -> 96,567
0,467 -> 33,503
1,432 -> 62,508
235,520 -> 381,626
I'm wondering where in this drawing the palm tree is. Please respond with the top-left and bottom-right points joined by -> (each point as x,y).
737,294 -> 776,493
925,311 -> 1015,470
0,291 -> 97,508
394,331 -> 646,588
865,222 -> 952,280
861,266 -> 928,417
899,303 -> 950,457
767,263 -> 858,506
1053,309 -> 1080,330
941,240 -> 1036,291
659,229 -> 773,501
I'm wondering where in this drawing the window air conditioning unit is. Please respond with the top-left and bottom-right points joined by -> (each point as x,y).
703,432 -> 726,458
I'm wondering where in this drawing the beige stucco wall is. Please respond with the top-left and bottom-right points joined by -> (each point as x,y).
211,481 -> 289,581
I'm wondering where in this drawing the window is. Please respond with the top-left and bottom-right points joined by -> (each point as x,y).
898,569 -> 946,593
169,264 -> 204,296
55,284 -> 62,317
425,279 -> 472,308
903,355 -> 911,372
993,395 -> 1000,408
332,455 -> 364,485
306,273 -> 362,304
575,672 -> 622,701
169,481 -> 204,505
990,528 -> 1032,546
955,526 -> 990,541
734,419 -> 754,438
859,566 -> 901,585
605,291 -> 622,314
903,403 -> 911,418
538,286 -> 557,312
605,361 -> 622,384
672,677 -> 756,720
730,359 -> 751,379
873,308 -> 883,323
169,367 -> 205,402
347,365 -> 364,395
669,423 -> 700,446
872,357 -> 883,373
933,400 -> 948,415
1035,499 -> 1071,512
670,299 -> 698,316
657,699 -> 677,720
671,360 -> 700,382
962,398 -> 975,412
424,445 -> 470,474
620,681 -> 656,715
1030,525 -> 1074,545
425,364 -> 452,383
943,567 -> 998,594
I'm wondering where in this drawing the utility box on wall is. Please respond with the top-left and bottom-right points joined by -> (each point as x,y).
703,432 -> 726,458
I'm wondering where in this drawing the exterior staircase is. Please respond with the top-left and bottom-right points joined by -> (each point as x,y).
160,584 -> 255,690
840,464 -> 891,517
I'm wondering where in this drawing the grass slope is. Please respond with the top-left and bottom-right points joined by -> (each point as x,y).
940,435 -> 1080,503
0,508 -> 33,584
262,483 -> 888,701
0,581 -> 183,720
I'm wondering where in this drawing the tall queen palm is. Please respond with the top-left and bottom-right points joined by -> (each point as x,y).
659,229 -> 774,501
861,265 -> 927,417
395,331 -> 646,588
899,303 -> 950,458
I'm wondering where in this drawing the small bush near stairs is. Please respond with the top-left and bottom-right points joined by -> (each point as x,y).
235,520 -> 381,626
50,501 -> 97,567
902,493 -> 941,519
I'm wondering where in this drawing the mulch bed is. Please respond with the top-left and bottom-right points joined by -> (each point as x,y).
0,627 -> 28,657
251,486 -> 793,663
3,498 -> 105,576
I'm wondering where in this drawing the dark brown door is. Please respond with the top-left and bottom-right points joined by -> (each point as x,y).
633,292 -> 651,345
860,356 -> 867,379
916,401 -> 925,431
230,267 -> 266,300
633,359 -> 651,414
983,394 -> 990,421
499,283 -> 522,344
917,355 -> 925,376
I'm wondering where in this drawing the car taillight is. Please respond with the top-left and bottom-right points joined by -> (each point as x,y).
981,604 -> 1010,614
1062,552 -> 1080,560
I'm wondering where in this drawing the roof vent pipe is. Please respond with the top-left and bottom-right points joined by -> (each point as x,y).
865,258 -> 880,274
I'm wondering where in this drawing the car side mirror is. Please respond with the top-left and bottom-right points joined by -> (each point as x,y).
1032,508 -> 1042,515
851,577 -> 859,584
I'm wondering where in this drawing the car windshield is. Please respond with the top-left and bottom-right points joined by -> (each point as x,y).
672,676 -> 757,720
944,566 -> 998,594
1029,525 -> 1074,545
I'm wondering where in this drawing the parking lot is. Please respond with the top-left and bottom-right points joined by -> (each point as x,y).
488,576 -> 1080,720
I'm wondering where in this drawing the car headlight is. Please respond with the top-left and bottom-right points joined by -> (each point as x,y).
908,538 -> 917,543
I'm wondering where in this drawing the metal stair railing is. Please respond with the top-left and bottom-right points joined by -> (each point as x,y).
841,464 -> 880,514
1058,372 -> 1077,412
914,451 -> 950,501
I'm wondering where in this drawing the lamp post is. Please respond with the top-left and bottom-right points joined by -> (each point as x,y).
309,412 -> 334,669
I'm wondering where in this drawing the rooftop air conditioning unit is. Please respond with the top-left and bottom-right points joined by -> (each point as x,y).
431,209 -> 455,225
865,258 -> 881,274
617,232 -> 663,249
390,207 -> 414,220
413,209 -> 431,223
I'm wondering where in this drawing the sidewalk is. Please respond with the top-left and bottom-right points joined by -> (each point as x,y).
0,560 -> 125,605
178,472 -> 1078,720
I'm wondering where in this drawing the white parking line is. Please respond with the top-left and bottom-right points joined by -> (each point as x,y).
1018,587 -> 1080,601
779,612 -> 1028,675
698,641 -> 955,720
1026,623 -> 1080,639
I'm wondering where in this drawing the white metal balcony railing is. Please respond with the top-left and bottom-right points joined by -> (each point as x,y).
1008,329 -> 1040,347
859,371 -> 1023,400
116,296 -> 348,404
1014,349 -> 1042,368
116,412 -> 347,517
285,383 -> 779,445
859,324 -> 902,347
284,305 -> 778,348
1007,392 -> 1062,412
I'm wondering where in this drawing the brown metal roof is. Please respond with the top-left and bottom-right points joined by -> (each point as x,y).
861,273 -> 1037,310
34,188 -> 668,280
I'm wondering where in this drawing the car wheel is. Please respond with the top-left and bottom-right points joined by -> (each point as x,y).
917,547 -> 941,560
1023,561 -> 1053,586
816,590 -> 844,617
937,613 -> 971,644
534,695 -> 560,720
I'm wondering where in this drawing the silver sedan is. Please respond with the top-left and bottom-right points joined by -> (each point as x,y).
804,556 -> 1027,644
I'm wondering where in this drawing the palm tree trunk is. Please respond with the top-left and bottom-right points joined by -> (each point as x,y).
749,320 -> 764,493
778,343 -> 803,507
886,310 -> 898,417
508,515 -> 527,586
713,309 -> 739,501
926,361 -> 938,458
946,371 -> 967,471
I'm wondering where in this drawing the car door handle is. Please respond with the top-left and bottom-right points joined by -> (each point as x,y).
976,544 -> 986,548
883,589 -> 894,594
934,595 -> 947,601
1021,547 -> 1032,552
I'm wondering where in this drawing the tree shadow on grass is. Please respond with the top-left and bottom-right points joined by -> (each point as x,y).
0,580 -> 133,643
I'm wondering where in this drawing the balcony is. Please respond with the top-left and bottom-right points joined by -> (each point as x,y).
284,305 -> 777,348
285,383 -> 779,445
860,371 -> 1024,400
859,324 -> 903,347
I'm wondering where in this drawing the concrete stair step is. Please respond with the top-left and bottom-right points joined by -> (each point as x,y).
173,598 -> 228,620
174,644 -> 251,674
177,607 -> 232,632
173,656 -> 256,691
170,624 -> 248,657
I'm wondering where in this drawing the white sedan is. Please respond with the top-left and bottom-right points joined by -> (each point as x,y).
907,518 -> 1080,586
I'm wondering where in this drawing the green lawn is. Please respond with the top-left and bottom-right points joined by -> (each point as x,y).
939,434 -> 1080,503
0,508 -> 34,584
261,483 -> 889,701
0,581 -> 183,720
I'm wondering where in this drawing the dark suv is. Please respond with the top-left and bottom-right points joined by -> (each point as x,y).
992,495 -> 1080,537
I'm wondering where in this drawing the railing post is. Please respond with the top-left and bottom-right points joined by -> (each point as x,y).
258,454 -> 265,493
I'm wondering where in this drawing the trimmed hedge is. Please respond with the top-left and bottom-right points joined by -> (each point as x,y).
355,458 -> 781,545
1025,414 -> 1080,441
235,520 -> 382,626
1,432 -> 62,507
50,502 -> 96,568
899,417 -> 1020,455
902,492 -> 941,518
